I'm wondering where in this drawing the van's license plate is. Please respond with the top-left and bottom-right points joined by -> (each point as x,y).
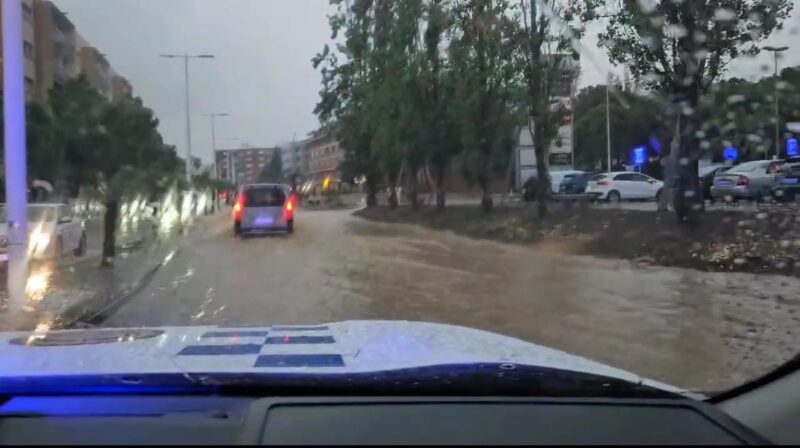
781,178 -> 799,184
255,216 -> 274,227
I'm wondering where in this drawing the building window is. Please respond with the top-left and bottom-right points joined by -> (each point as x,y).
23,3 -> 34,24
23,41 -> 34,60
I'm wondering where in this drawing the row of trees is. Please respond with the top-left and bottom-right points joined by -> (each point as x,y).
572,64 -> 800,173
315,0 -> 792,221
2,77 -> 188,266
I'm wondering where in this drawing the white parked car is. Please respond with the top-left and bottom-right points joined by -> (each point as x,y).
0,203 -> 87,262
586,172 -> 664,202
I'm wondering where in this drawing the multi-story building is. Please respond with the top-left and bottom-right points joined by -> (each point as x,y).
78,45 -> 112,100
0,0 -> 38,100
32,0 -> 77,103
111,73 -> 133,103
280,137 -> 311,184
2,0 -> 130,105
307,130 -> 344,188
215,147 -> 280,186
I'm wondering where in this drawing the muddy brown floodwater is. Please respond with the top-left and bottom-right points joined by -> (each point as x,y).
105,209 -> 800,393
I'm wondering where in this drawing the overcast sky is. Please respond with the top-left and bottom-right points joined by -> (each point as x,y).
53,0 -> 800,165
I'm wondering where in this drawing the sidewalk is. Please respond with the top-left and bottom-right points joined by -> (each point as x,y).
0,212 -> 220,332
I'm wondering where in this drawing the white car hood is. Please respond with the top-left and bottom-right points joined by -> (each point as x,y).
0,321 -> 690,396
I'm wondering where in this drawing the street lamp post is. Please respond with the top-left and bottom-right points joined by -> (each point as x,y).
763,46 -> 789,160
606,74 -> 613,171
204,112 -> 229,176
159,53 -> 215,181
205,112 -> 229,153
3,0 -> 29,310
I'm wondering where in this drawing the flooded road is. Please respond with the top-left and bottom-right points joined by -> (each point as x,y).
103,208 -> 800,392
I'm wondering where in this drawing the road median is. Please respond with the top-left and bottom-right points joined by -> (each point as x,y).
355,204 -> 800,277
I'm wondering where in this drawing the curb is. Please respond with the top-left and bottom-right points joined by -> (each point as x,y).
59,246 -> 179,329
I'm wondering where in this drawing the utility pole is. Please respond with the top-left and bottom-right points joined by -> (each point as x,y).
205,112 -> 229,155
606,75 -> 613,171
159,53 -> 215,181
3,0 -> 29,311
764,46 -> 789,160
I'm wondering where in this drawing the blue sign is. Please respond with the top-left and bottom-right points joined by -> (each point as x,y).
787,138 -> 798,157
631,146 -> 647,166
723,146 -> 739,161
649,136 -> 662,155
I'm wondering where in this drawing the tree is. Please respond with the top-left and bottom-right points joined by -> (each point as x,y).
51,78 -> 179,266
259,151 -> 284,182
420,0 -> 461,209
0,94 -> 65,199
516,0 -> 584,217
314,0 -> 382,207
589,0 -> 793,221
572,85 -> 667,171
449,0 -> 521,212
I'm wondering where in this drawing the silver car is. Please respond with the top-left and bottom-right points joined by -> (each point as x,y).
710,160 -> 782,202
232,184 -> 295,237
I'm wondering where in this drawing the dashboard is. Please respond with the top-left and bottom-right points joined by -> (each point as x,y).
0,396 -> 769,444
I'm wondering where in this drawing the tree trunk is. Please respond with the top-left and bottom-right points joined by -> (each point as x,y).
432,163 -> 447,210
673,91 -> 702,224
532,121 -> 550,219
408,168 -> 419,210
388,188 -> 399,209
365,178 -> 379,207
101,200 -> 119,268
480,186 -> 493,212
659,117 -> 681,212
435,174 -> 446,210
366,189 -> 378,207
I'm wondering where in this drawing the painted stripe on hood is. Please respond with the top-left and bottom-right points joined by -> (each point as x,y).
255,354 -> 345,368
178,344 -> 262,356
264,336 -> 335,345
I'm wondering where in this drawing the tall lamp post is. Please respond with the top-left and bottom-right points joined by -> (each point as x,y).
606,74 -> 614,171
204,112 -> 229,154
3,0 -> 29,310
763,46 -> 789,160
159,53 -> 215,181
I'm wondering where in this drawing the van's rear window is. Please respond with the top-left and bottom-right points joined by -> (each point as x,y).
245,187 -> 286,207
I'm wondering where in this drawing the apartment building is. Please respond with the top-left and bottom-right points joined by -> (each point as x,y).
1,0 -> 129,104
0,0 -> 38,100
32,0 -> 80,103
215,147 -> 280,186
307,130 -> 344,188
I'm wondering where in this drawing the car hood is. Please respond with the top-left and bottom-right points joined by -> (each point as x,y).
0,321 -> 692,397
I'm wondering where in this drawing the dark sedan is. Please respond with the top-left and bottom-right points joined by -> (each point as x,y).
772,159 -> 800,201
558,172 -> 594,194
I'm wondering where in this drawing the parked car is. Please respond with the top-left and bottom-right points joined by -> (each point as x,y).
0,203 -> 87,262
559,172 -> 594,194
586,172 -> 664,202
710,160 -> 783,202
550,170 -> 584,194
772,158 -> 800,201
699,165 -> 730,201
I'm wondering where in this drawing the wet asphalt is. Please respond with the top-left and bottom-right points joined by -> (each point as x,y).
91,207 -> 800,392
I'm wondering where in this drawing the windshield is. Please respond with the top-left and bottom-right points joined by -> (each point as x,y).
729,162 -> 766,173
244,186 -> 286,207
1,0 -> 799,399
